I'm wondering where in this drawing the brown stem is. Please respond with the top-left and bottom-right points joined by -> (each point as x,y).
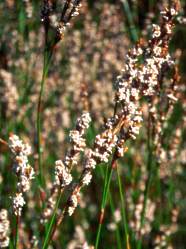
0,138 -> 8,146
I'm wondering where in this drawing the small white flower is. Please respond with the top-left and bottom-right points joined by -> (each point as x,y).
82,172 -> 92,185
55,160 -> 72,188
68,193 -> 79,216
13,193 -> 25,216
152,24 -> 161,38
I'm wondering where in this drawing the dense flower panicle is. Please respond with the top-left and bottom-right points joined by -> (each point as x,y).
42,113 -> 91,222
0,209 -> 10,248
66,124 -> 122,213
8,134 -> 35,192
115,46 -> 143,141
114,4 -> 179,143
62,3 -> 180,220
115,5 -> 178,99
8,134 -> 34,216
54,160 -> 72,188
12,192 -> 25,217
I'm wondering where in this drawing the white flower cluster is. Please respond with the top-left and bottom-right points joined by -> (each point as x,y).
62,3 -> 180,222
136,9 -> 179,130
80,129 -> 118,190
8,134 -> 34,216
54,160 -> 72,188
94,130 -> 118,163
115,47 -> 142,103
76,112 -> 91,132
69,130 -> 86,152
128,110 -> 143,140
115,6 -> 178,141
152,24 -> 161,38
68,191 -> 80,216
140,7 -> 177,96
115,47 -> 143,140
12,193 -> 25,217
8,134 -> 31,157
82,171 -> 92,186
84,149 -> 97,170
65,112 -> 91,167
44,113 -> 91,221
139,53 -> 174,97
0,209 -> 10,248
8,134 -> 34,192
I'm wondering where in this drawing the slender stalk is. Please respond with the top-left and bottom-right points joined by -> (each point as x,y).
9,240 -> 14,249
99,167 -> 122,249
121,0 -> 138,42
0,138 -> 8,146
115,228 -> 122,249
137,157 -> 154,249
95,164 -> 110,249
137,111 -> 153,249
42,190 -> 63,249
14,216 -> 19,249
37,48 -> 53,188
116,166 -> 130,249
95,160 -> 116,249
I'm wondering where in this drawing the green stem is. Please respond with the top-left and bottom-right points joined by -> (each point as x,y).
117,166 -> 130,249
137,113 -> 153,249
137,153 -> 154,249
37,48 -> 52,188
14,216 -> 19,249
95,165 -> 114,249
99,167 -> 122,249
121,0 -> 138,42
42,190 -> 63,249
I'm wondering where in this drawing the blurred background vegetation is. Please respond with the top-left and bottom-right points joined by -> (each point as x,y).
0,0 -> 186,248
